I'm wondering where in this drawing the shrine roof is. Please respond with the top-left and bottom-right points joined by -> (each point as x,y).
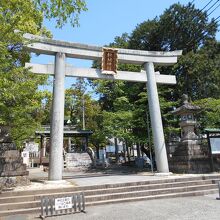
205,128 -> 220,134
35,126 -> 93,137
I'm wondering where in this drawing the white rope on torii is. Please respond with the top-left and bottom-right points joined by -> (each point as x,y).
24,33 -> 182,181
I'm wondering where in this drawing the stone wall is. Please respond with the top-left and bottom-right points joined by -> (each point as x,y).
64,153 -> 92,170
0,176 -> 30,191
168,141 -> 212,173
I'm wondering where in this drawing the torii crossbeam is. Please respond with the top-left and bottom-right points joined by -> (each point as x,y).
24,33 -> 182,181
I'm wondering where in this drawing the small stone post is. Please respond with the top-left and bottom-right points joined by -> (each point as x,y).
68,137 -> 72,153
41,136 -> 47,158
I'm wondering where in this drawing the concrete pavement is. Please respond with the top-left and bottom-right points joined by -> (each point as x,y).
28,167 -> 220,187
3,193 -> 220,220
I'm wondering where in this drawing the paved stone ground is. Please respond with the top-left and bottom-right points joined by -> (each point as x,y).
28,167 -> 217,187
3,193 -> 220,220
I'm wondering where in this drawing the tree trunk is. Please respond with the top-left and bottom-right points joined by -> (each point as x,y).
136,142 -> 141,158
95,145 -> 100,159
123,142 -> 127,162
125,139 -> 130,162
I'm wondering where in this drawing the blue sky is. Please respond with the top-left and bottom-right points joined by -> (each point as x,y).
34,0 -> 220,91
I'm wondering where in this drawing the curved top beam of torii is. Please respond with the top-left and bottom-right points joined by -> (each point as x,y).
24,33 -> 182,66
24,33 -> 182,85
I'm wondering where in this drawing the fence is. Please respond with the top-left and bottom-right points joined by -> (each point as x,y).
40,192 -> 85,219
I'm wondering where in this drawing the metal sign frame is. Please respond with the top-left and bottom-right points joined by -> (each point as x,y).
40,192 -> 85,219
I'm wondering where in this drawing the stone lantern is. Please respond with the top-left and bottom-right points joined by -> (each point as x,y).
168,94 -> 211,173
172,94 -> 200,142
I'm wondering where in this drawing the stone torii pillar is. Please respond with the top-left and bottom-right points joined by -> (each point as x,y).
145,62 -> 168,172
49,52 -> 66,180
24,33 -> 182,180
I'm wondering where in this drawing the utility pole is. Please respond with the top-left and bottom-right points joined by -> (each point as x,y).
82,93 -> 85,130
146,111 -> 154,173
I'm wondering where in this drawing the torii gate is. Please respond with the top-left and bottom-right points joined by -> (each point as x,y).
24,33 -> 182,181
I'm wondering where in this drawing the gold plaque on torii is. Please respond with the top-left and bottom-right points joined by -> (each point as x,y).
102,48 -> 118,74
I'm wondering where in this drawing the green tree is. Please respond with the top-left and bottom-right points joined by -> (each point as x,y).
65,78 -> 88,129
38,90 -> 53,125
194,98 -> 220,130
35,0 -> 87,28
129,3 -> 217,53
65,80 -> 107,154
86,100 -> 106,157
0,0 -> 48,146
0,0 -> 87,146
173,40 -> 220,100
127,2 -> 220,136
91,2 -> 220,151
129,2 -> 219,100
158,3 -> 217,53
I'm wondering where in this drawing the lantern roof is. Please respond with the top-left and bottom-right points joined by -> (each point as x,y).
172,94 -> 200,115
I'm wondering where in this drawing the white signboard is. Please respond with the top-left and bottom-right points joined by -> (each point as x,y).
21,151 -> 29,166
55,197 -> 72,210
24,142 -> 39,152
210,138 -> 220,154
106,145 -> 123,153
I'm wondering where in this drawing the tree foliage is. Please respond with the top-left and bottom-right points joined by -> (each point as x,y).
0,0 -> 48,146
173,40 -> 220,100
129,3 -> 218,53
0,0 -> 87,146
35,0 -> 87,28
64,79 -> 107,151
194,98 -> 220,130
91,2 -> 220,151
128,2 -> 220,135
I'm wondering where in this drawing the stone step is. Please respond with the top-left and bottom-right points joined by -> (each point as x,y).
0,188 -> 218,217
0,183 -> 217,211
0,200 -> 40,211
0,207 -> 40,218
0,174 -> 220,217
2,174 -> 220,198
85,184 -> 217,202
0,179 -> 215,203
86,189 -> 218,206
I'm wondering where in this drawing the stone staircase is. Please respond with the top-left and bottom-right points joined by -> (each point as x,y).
0,174 -> 220,217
